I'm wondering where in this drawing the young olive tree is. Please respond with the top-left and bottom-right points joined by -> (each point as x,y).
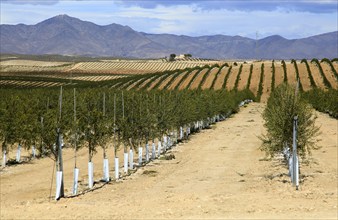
260,83 -> 320,158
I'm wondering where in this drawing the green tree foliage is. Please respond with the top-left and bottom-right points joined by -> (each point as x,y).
321,58 -> 338,81
281,60 -> 288,83
0,87 -> 256,164
302,88 -> 338,118
260,83 -> 320,158
311,59 -> 331,88
246,64 -> 253,90
291,59 -> 303,92
233,64 -> 243,91
257,63 -> 265,101
301,59 -> 316,88
271,60 -> 275,92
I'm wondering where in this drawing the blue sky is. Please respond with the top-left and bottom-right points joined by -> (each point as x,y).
1,0 -> 337,39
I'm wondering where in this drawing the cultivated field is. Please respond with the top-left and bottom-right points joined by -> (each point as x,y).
1,103 -> 337,219
2,59 -> 336,102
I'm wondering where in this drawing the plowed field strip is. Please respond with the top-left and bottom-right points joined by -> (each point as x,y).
138,76 -> 156,90
158,75 -> 174,90
201,67 -> 219,89
274,63 -> 284,88
286,62 -> 297,86
237,64 -> 250,90
321,62 -> 338,89
147,74 -> 168,91
297,62 -> 312,91
213,67 -> 228,90
226,66 -> 240,90
261,63 -> 273,103
249,62 -> 262,96
309,63 -> 326,89
168,71 -> 189,90
178,70 -> 199,90
190,68 -> 209,89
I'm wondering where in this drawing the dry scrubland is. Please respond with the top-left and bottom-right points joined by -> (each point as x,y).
0,103 -> 337,219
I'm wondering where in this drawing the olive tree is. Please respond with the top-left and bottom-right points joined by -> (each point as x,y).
260,83 -> 320,158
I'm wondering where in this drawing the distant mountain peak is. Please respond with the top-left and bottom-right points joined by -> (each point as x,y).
0,15 -> 337,59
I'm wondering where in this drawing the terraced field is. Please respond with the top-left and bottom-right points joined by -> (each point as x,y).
1,59 -> 337,101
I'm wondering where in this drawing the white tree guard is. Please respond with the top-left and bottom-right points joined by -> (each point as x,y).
55,171 -> 63,200
138,147 -> 143,166
2,151 -> 6,167
295,156 -> 299,189
157,141 -> 162,156
151,143 -> 156,160
163,136 -> 167,151
103,158 -> 109,182
124,153 -> 128,173
129,149 -> 134,170
16,144 -> 21,162
180,127 -> 184,140
32,146 -> 36,158
88,162 -> 94,188
289,156 -> 293,177
145,144 -> 149,162
114,157 -> 119,180
72,168 -> 79,195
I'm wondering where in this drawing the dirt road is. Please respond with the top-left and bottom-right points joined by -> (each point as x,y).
1,103 -> 337,219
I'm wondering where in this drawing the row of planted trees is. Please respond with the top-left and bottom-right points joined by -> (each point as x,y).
0,87 -> 255,198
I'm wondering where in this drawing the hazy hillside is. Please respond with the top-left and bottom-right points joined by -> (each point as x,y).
1,15 -> 337,59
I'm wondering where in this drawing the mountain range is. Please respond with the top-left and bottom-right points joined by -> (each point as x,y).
1,14 -> 337,59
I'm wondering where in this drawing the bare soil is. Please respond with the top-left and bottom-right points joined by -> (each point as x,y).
201,67 -> 219,89
213,66 -> 228,90
249,62 -> 262,96
308,63 -> 326,89
286,62 -> 297,86
158,75 -> 174,90
225,65 -> 240,90
168,71 -> 188,90
237,64 -> 251,90
189,68 -> 209,90
320,62 -> 338,89
1,103 -> 337,219
274,63 -> 284,88
178,69 -> 199,90
260,62 -> 272,103
297,62 -> 312,91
